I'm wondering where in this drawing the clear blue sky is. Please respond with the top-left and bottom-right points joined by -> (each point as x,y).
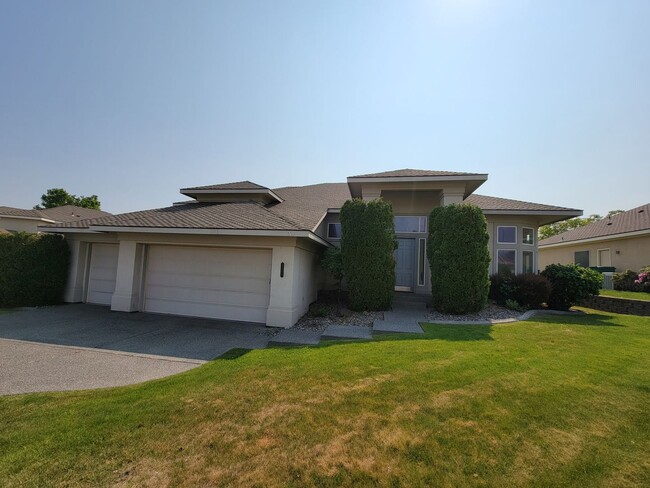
1,0 -> 648,215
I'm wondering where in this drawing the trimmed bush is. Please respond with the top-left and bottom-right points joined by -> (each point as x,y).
613,270 -> 638,291
489,273 -> 552,309
0,232 -> 70,307
541,264 -> 602,311
340,198 -> 396,311
428,204 -> 490,314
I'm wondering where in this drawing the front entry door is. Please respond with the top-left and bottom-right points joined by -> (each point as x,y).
394,238 -> 416,292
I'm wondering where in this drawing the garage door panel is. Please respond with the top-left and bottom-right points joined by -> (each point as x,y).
144,246 -> 272,323
86,244 -> 119,305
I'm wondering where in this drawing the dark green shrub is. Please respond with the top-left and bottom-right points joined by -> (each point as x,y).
428,204 -> 490,314
513,274 -> 552,309
0,232 -> 70,307
320,246 -> 344,308
613,270 -> 638,291
340,198 -> 396,311
541,264 -> 602,310
489,273 -> 551,309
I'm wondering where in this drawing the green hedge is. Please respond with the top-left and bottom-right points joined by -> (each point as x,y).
340,198 -> 396,310
0,232 -> 70,307
428,204 -> 490,314
540,264 -> 602,310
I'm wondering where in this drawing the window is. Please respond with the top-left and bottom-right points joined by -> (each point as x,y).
574,251 -> 589,267
394,216 -> 427,233
327,223 -> 341,239
418,238 -> 426,286
497,249 -> 516,274
522,227 -> 534,245
522,251 -> 534,274
497,226 -> 517,244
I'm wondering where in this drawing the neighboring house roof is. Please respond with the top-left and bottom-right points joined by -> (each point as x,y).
539,204 -> 650,246
350,169 -> 484,178
0,205 -> 111,223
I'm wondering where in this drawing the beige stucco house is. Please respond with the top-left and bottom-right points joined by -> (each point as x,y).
0,205 -> 111,233
539,203 -> 650,272
43,169 -> 580,328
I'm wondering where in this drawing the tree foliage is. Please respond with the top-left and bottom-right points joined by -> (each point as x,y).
428,204 -> 490,314
340,198 -> 396,311
35,188 -> 101,210
0,232 -> 70,307
538,210 -> 625,240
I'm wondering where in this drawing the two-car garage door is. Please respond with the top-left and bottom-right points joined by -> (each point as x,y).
143,245 -> 272,324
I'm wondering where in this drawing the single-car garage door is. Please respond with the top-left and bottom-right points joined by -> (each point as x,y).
86,243 -> 119,305
143,245 -> 272,324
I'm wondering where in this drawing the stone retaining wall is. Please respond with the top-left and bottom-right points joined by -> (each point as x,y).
580,295 -> 650,316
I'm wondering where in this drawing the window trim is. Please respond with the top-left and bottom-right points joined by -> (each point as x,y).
497,225 -> 517,244
597,248 -> 611,267
522,250 -> 535,274
522,227 -> 535,246
497,249 -> 517,274
417,238 -> 426,287
327,222 -> 342,240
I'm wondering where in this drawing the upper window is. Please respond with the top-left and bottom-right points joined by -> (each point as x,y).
574,251 -> 589,267
394,216 -> 427,233
497,226 -> 517,244
327,223 -> 342,239
522,227 -> 534,245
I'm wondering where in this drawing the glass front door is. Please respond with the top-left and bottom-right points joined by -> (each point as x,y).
394,238 -> 416,292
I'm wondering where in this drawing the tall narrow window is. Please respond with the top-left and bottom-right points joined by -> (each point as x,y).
418,238 -> 426,286
522,227 -> 534,245
522,251 -> 534,274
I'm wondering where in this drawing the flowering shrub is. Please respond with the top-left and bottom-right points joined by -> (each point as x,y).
634,271 -> 650,292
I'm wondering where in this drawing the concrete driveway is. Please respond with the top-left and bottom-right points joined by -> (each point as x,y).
0,304 -> 274,395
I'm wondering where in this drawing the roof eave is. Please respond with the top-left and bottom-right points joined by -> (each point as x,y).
539,228 -> 650,248
179,188 -> 284,203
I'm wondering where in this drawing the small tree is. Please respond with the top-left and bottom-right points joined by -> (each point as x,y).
541,264 -> 602,310
340,198 -> 396,311
320,246 -> 344,308
36,188 -> 101,210
428,204 -> 490,314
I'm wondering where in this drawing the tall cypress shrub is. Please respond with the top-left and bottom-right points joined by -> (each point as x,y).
340,198 -> 396,310
0,232 -> 70,307
427,204 -> 490,313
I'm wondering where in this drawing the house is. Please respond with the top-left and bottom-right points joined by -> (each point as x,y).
42,169 -> 581,327
538,203 -> 650,272
0,205 -> 112,234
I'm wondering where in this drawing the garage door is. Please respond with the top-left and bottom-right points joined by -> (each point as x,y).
86,244 -> 119,305
143,245 -> 272,323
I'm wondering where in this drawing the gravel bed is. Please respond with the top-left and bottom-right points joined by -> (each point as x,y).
292,310 -> 383,331
426,303 -> 522,323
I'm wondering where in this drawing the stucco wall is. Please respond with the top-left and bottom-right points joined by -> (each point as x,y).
484,215 -> 541,274
0,217 -> 41,233
539,235 -> 650,272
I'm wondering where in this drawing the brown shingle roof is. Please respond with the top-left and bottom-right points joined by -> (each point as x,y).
539,204 -> 650,246
0,205 -> 110,222
181,181 -> 268,191
350,169 -> 485,178
465,195 -> 580,212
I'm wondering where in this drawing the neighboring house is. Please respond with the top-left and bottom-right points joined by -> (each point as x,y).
0,205 -> 112,233
539,203 -> 650,272
42,169 -> 580,328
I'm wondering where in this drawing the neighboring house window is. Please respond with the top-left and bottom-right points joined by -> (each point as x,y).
522,251 -> 534,274
394,216 -> 427,233
497,249 -> 516,274
522,227 -> 534,245
418,238 -> 426,286
574,251 -> 590,267
327,223 -> 342,239
497,226 -> 517,244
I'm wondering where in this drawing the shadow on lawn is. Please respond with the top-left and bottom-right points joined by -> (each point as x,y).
419,323 -> 494,341
535,311 -> 626,327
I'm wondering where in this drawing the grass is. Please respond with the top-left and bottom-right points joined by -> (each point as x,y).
1,311 -> 649,487
600,289 -> 650,301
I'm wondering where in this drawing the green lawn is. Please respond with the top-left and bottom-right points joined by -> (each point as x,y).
600,289 -> 650,301
1,311 -> 649,487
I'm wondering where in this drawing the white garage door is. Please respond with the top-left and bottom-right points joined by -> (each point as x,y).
143,245 -> 272,323
86,244 -> 119,305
